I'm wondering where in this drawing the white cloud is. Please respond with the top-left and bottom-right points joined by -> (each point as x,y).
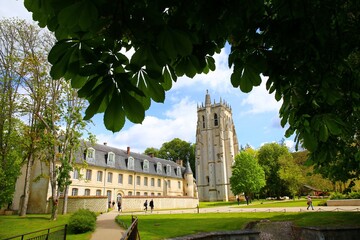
97,97 -> 197,153
241,76 -> 282,114
0,0 -> 33,21
173,48 -> 234,95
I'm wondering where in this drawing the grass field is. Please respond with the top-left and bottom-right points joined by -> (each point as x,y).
117,211 -> 360,239
1,200 -> 358,240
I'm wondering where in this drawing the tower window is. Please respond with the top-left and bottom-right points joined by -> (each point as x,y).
214,113 -> 218,126
202,115 -> 205,128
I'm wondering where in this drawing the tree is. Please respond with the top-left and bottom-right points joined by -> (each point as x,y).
0,19 -> 28,209
24,0 -> 360,172
257,143 -> 292,198
278,155 -> 305,199
143,147 -> 159,157
230,151 -> 265,197
147,138 -> 195,176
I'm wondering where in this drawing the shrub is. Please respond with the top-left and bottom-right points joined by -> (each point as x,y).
348,191 -> 360,199
68,209 -> 97,234
329,192 -> 346,200
317,200 -> 327,206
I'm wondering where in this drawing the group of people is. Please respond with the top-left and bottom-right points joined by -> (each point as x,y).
143,199 -> 154,213
109,200 -> 122,212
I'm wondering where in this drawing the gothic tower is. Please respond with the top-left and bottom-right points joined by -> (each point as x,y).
195,91 -> 239,201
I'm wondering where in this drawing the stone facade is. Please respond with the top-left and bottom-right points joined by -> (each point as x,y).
195,91 -> 239,202
56,196 -> 108,213
12,142 -> 198,214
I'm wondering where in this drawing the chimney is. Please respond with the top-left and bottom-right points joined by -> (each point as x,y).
176,159 -> 183,167
127,146 -> 130,155
104,142 -> 107,146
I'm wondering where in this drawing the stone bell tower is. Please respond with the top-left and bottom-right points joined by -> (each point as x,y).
195,91 -> 239,201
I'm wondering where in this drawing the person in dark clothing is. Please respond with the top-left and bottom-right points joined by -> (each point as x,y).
144,200 -> 148,212
149,199 -> 154,213
237,196 -> 240,205
117,201 -> 122,212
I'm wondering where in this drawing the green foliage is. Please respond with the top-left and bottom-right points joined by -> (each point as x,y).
68,209 -> 97,234
230,151 -> 266,195
257,143 -> 292,198
330,191 -> 360,200
156,138 -> 195,176
329,192 -> 346,200
24,0 -> 360,177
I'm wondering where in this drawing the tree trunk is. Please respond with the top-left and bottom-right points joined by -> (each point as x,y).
62,185 -> 69,215
19,154 -> 34,216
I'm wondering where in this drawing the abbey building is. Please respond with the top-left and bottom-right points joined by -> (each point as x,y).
195,91 -> 239,201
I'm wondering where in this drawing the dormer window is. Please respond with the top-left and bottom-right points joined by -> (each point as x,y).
157,162 -> 162,174
143,159 -> 149,172
86,148 -> 95,163
166,164 -> 171,176
107,152 -> 115,166
177,166 -> 181,177
128,156 -> 134,170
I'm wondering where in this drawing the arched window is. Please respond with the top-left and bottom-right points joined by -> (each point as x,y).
157,162 -> 162,174
143,159 -> 149,172
128,156 -> 134,170
86,147 -> 95,162
214,113 -> 218,126
202,115 -> 205,128
166,164 -> 171,176
107,152 -> 115,166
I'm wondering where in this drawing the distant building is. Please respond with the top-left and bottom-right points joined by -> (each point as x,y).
195,91 -> 239,201
12,142 -> 197,213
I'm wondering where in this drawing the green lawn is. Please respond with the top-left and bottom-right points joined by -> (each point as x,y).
0,214 -> 92,240
199,199 -> 325,208
117,212 -> 360,240
1,199 -> 358,240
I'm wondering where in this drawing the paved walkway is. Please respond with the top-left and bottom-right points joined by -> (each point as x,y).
91,209 -> 125,240
90,205 -> 360,240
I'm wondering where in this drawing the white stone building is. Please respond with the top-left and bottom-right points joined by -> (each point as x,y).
195,91 -> 239,201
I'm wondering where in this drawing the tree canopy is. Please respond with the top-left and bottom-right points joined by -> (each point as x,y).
230,151 -> 265,196
24,0 -> 360,172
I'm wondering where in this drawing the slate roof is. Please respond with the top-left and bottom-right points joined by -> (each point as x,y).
76,142 -> 187,179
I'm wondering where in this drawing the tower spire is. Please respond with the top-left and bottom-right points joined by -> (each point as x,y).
205,89 -> 211,106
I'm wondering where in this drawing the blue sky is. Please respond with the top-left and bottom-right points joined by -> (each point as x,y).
1,0 -> 295,153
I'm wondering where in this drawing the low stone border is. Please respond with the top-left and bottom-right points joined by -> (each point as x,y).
327,199 -> 360,206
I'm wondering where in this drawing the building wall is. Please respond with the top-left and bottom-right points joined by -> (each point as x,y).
69,166 -> 185,203
121,196 -> 199,212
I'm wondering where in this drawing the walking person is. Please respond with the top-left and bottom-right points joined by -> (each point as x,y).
307,195 -> 314,210
117,201 -> 122,212
144,200 -> 148,212
149,199 -> 154,213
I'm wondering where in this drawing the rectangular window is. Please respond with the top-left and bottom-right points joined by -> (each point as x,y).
71,188 -> 78,196
144,192 -> 148,196
178,181 -> 181,189
128,175 -> 133,184
136,176 -> 141,185
84,189 -> 90,196
86,169 -> 92,180
144,177 -> 148,186
73,169 -> 79,179
96,190 -> 101,196
167,180 -> 171,188
107,172 -> 113,183
97,171 -> 103,182
151,178 -> 155,186
157,179 -> 161,187
128,191 -> 133,196
118,174 -> 123,184
136,192 -> 140,196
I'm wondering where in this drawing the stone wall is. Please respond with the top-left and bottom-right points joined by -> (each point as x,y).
121,196 -> 199,212
53,196 -> 108,213
327,199 -> 360,206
